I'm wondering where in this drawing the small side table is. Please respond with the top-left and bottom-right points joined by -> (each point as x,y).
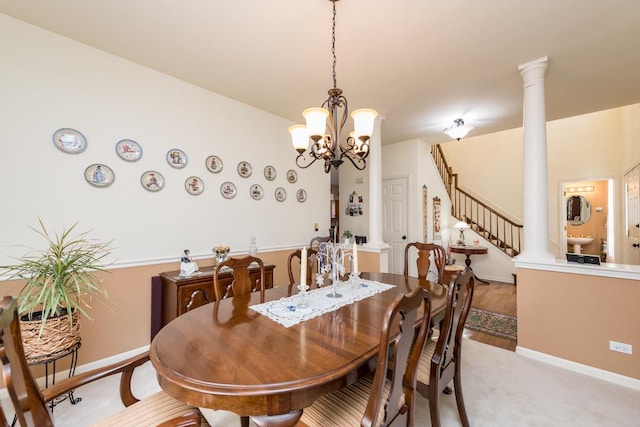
443,264 -> 465,285
450,245 -> 489,284
27,340 -> 82,410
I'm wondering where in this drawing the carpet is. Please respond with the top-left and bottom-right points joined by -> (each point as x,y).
44,339 -> 640,426
465,308 -> 517,341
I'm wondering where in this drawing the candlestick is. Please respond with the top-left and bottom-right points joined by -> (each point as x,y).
327,242 -> 342,298
301,247 -> 307,286
352,242 -> 358,274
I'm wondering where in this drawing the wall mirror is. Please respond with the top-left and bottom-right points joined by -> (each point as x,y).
566,195 -> 591,225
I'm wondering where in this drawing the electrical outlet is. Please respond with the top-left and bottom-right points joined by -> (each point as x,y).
314,223 -> 319,232
609,340 -> 633,354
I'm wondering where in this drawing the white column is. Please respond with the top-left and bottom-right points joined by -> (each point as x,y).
368,116 -> 385,247
517,56 -> 555,261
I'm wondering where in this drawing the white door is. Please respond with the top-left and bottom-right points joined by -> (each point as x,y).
382,177 -> 409,274
624,164 -> 640,265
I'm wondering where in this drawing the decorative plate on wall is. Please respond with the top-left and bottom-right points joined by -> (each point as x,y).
263,165 -> 276,181
296,189 -> 307,203
141,170 -> 165,192
166,149 -> 187,169
237,161 -> 252,178
84,164 -> 114,187
53,128 -> 87,154
185,176 -> 204,195
275,187 -> 287,202
115,139 -> 142,162
250,184 -> 264,200
206,155 -> 223,173
220,181 -> 237,199
286,169 -> 298,184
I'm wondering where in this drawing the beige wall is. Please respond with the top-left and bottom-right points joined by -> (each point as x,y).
0,15 -> 337,371
621,103 -> 640,173
0,14 -> 330,269
517,268 -> 639,379
0,248 -> 384,370
441,105 -> 638,261
439,128 -> 524,221
381,139 -> 516,283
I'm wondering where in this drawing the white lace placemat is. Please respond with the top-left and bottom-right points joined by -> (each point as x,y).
250,278 -> 395,328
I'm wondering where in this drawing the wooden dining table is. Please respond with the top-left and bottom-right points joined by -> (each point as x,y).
150,272 -> 448,426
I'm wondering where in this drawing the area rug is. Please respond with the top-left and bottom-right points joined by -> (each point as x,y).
465,308 -> 517,341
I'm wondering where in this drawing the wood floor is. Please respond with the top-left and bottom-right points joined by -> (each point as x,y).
464,280 -> 518,351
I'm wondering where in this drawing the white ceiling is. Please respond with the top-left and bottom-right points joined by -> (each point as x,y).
2,0 -> 640,145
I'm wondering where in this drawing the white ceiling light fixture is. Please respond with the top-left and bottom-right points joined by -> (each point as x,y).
289,0 -> 378,173
444,118 -> 473,141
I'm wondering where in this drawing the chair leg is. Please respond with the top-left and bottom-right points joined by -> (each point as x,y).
453,374 -> 470,427
241,415 -> 250,427
428,387 -> 441,427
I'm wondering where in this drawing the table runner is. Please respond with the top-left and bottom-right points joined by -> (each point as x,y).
250,278 -> 394,327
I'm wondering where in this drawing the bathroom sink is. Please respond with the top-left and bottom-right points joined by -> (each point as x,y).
567,236 -> 594,254
567,236 -> 594,246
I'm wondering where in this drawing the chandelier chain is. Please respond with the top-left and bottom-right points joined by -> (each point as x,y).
331,0 -> 337,89
289,0 -> 377,172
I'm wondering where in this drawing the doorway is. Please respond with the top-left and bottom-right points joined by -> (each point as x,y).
382,176 -> 408,274
561,178 -> 614,262
624,164 -> 640,265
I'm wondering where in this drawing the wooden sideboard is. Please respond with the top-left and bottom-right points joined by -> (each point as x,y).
152,264 -> 275,338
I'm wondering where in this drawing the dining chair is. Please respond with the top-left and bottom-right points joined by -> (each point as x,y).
287,247 -> 318,294
0,296 -> 205,427
308,235 -> 333,250
416,267 -> 475,427
213,255 -> 265,427
403,242 -> 446,284
294,286 -> 432,427
213,255 -> 266,300
212,291 -> 263,327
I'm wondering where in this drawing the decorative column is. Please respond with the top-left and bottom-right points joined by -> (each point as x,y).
517,56 -> 555,261
368,116 -> 385,247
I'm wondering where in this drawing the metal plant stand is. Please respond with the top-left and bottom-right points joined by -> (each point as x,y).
27,340 -> 83,410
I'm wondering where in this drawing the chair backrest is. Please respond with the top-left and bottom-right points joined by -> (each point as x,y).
403,242 -> 446,283
287,248 -> 318,294
430,267 -> 475,393
309,236 -> 333,250
213,255 -> 266,300
362,286 -> 432,427
213,292 -> 263,327
0,296 -> 55,427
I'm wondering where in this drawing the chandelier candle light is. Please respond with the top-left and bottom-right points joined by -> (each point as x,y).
289,0 -> 378,173
298,247 -> 310,308
351,242 -> 359,278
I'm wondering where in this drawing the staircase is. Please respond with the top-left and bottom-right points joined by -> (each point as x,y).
431,144 -> 523,257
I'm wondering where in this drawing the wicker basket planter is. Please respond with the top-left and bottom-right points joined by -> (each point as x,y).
20,309 -> 81,364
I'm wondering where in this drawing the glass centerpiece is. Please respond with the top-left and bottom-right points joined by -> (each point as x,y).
315,241 -> 359,298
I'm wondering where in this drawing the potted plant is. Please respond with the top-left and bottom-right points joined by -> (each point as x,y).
341,230 -> 353,244
1,219 -> 111,360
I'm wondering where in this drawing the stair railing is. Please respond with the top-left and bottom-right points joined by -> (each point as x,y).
431,144 -> 523,257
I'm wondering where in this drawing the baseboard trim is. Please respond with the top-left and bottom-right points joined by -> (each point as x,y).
516,345 -> 640,391
73,345 -> 151,375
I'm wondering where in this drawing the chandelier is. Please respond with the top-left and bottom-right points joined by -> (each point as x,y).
289,0 -> 378,173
